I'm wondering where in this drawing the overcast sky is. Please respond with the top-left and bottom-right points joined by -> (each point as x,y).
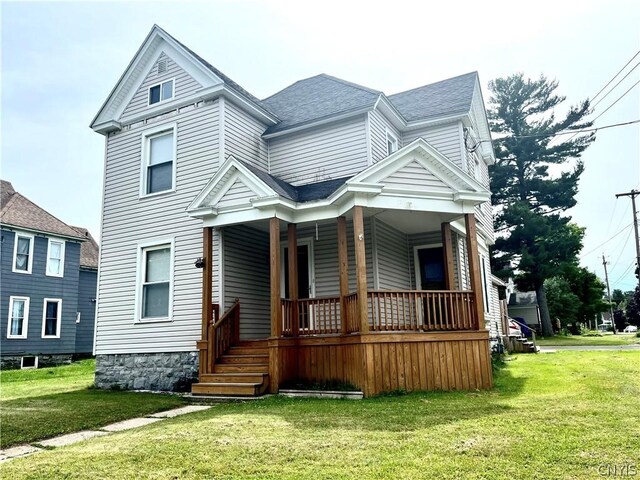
2,0 -> 639,291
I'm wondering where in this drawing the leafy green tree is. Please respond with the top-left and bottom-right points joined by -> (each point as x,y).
544,276 -> 579,327
564,266 -> 609,325
625,286 -> 640,326
488,73 -> 595,336
611,289 -> 626,307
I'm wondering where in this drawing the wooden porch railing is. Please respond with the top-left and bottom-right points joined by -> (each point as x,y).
205,300 -> 240,373
280,290 -> 478,337
368,290 -> 477,331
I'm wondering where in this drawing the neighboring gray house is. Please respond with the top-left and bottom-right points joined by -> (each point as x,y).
90,25 -> 500,396
508,291 -> 542,331
0,180 -> 99,368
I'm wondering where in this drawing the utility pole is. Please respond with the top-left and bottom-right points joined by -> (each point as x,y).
615,189 -> 640,287
602,254 -> 617,334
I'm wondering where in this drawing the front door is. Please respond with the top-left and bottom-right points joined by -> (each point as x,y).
416,246 -> 446,290
283,243 -> 313,329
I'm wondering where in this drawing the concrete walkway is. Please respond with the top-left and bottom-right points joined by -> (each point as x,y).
539,344 -> 640,352
0,405 -> 211,463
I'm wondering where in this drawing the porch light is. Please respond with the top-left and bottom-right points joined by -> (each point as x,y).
194,257 -> 205,269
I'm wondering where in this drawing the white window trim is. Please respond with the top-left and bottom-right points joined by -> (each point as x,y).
147,77 -> 176,106
46,238 -> 66,277
386,128 -> 399,156
21,356 -> 39,369
480,254 -> 491,313
7,296 -> 30,339
280,237 -> 316,299
41,298 -> 62,339
139,122 -> 177,199
134,238 -> 175,324
12,232 -> 34,274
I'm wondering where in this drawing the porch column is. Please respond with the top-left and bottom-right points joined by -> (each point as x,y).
353,206 -> 369,333
270,217 -> 282,337
198,226 -> 213,377
465,213 -> 485,329
288,223 -> 299,336
441,222 -> 455,290
337,216 -> 349,334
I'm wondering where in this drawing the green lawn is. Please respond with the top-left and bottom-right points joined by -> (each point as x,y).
0,360 -> 186,448
536,332 -> 640,346
4,351 -> 639,479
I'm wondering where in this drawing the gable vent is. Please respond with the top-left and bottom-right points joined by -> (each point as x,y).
157,60 -> 167,74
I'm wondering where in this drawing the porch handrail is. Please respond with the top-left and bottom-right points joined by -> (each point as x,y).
367,290 -> 477,331
208,300 -> 240,372
509,317 -> 537,351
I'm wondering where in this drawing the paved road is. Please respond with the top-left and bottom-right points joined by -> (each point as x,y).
539,345 -> 640,352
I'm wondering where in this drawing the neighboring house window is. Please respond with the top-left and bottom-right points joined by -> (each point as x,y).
12,233 -> 34,274
42,298 -> 62,338
137,241 -> 173,321
148,79 -> 174,105
387,130 -> 398,155
141,124 -> 176,196
7,296 -> 29,339
46,239 -> 65,277
480,255 -> 490,313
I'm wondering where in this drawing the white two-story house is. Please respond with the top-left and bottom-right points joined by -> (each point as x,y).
91,25 -> 498,396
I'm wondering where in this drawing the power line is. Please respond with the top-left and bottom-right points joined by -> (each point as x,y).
591,61 -> 640,110
611,262 -> 635,287
592,79 -> 640,122
590,49 -> 640,103
610,228 -> 633,273
579,223 -> 632,259
491,119 -> 640,141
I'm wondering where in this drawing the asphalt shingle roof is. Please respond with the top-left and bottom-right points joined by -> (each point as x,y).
262,74 -> 381,134
388,72 -> 478,122
239,162 -> 349,202
71,226 -> 100,269
0,180 -> 85,240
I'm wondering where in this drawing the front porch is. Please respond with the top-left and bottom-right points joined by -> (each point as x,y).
193,208 -> 492,397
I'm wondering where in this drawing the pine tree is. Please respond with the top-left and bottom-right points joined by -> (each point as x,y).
488,74 -> 595,336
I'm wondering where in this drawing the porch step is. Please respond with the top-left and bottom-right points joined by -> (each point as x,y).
200,372 -> 268,384
213,363 -> 269,373
227,346 -> 269,355
218,354 -> 269,364
235,340 -> 269,348
191,381 -> 268,396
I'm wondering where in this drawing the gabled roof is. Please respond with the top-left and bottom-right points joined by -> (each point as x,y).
388,72 -> 478,122
262,74 -> 381,135
0,180 -> 85,240
71,227 -> 100,269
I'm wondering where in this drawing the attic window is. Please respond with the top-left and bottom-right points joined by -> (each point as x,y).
386,130 -> 398,155
157,60 -> 167,74
149,80 -> 174,105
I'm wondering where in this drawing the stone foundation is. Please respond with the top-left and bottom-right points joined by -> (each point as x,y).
95,352 -> 199,392
1,354 -> 73,370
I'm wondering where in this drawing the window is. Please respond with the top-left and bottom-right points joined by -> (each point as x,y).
386,129 -> 398,155
12,233 -> 34,274
46,239 -> 65,277
42,299 -> 62,338
137,241 -> 173,322
141,124 -> 176,196
480,255 -> 490,313
7,296 -> 29,339
148,79 -> 174,105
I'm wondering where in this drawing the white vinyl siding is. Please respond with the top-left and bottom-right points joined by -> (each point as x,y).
268,117 -> 368,185
216,179 -> 256,210
381,160 -> 453,193
96,100 -> 221,355
7,296 -> 29,339
121,52 -> 202,121
373,219 -> 411,290
12,232 -> 34,274
369,110 -> 402,163
224,101 -> 269,171
46,238 -> 65,277
402,122 -> 463,168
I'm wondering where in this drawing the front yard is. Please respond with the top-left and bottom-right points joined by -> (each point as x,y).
536,332 -> 640,346
0,359 -> 186,448
3,351 -> 639,479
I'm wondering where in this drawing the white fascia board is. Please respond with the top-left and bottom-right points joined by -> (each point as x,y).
261,107 -> 371,140
92,120 -> 122,135
220,86 -> 279,125
374,95 -> 407,130
453,191 -> 491,203
405,114 -> 467,130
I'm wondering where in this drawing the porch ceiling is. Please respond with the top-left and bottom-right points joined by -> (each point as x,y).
371,209 -> 463,234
